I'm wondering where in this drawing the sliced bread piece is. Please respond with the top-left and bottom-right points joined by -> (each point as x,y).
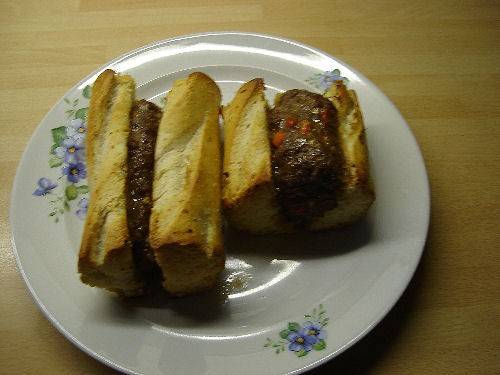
78,69 -> 143,296
310,81 -> 375,230
149,72 -> 225,295
222,79 -> 291,233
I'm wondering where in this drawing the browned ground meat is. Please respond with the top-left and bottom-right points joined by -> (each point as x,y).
268,89 -> 345,226
127,99 -> 162,279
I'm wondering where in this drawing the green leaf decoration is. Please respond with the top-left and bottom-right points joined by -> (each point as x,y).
73,98 -> 79,106
64,201 -> 70,211
51,126 -> 67,146
64,98 -> 70,104
313,340 -> 326,351
288,322 -> 301,332
82,85 -> 92,99
74,107 -> 88,120
48,156 -> 63,168
279,329 -> 290,339
297,349 -> 307,357
77,185 -> 89,194
50,144 -> 58,155
65,185 -> 78,200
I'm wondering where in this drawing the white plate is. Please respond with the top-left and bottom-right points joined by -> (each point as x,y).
10,32 -> 429,375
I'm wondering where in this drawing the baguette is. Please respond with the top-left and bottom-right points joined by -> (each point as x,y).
222,80 -> 374,233
149,72 -> 225,295
222,79 -> 292,233
311,81 -> 375,230
78,69 -> 143,296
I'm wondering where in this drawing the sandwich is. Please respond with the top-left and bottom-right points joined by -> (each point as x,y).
222,79 -> 375,233
78,70 -> 224,296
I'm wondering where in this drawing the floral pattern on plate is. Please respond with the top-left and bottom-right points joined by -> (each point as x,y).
305,69 -> 348,91
32,85 -> 92,222
264,304 -> 329,357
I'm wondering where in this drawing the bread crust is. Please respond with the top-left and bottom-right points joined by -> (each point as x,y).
309,81 -> 375,230
222,79 -> 271,205
149,72 -> 224,295
78,69 -> 143,296
222,79 -> 291,233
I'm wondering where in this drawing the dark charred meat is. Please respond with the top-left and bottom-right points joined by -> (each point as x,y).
268,90 -> 344,225
127,99 -> 162,281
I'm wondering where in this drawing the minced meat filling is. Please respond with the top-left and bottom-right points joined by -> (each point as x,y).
126,99 -> 162,277
268,89 -> 344,226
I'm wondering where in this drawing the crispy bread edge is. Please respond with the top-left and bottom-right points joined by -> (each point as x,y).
309,81 -> 375,230
221,79 -> 291,233
78,70 -> 143,296
149,72 -> 224,294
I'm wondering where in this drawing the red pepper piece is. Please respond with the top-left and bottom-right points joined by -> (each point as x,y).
299,120 -> 311,135
272,131 -> 285,147
285,117 -> 297,128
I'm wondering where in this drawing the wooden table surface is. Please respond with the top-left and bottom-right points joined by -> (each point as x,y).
1,1 -> 499,374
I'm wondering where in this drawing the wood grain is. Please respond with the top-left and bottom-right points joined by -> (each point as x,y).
1,1 -> 499,374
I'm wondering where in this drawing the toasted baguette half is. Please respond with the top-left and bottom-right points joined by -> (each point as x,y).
222,79 -> 292,233
78,69 -> 144,296
222,80 -> 374,233
149,72 -> 225,295
311,81 -> 375,230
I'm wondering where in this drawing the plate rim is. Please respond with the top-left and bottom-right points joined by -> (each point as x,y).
9,31 -> 430,375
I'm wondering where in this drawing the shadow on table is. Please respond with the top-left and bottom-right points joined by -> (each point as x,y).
309,226 -> 432,374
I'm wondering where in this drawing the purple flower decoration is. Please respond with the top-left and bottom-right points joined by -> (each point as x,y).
287,329 -> 317,352
63,162 -> 86,183
76,197 -> 88,219
302,322 -> 327,341
66,118 -> 86,144
264,304 -> 328,356
33,178 -> 57,196
306,68 -> 349,91
55,137 -> 85,163
319,69 -> 348,89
